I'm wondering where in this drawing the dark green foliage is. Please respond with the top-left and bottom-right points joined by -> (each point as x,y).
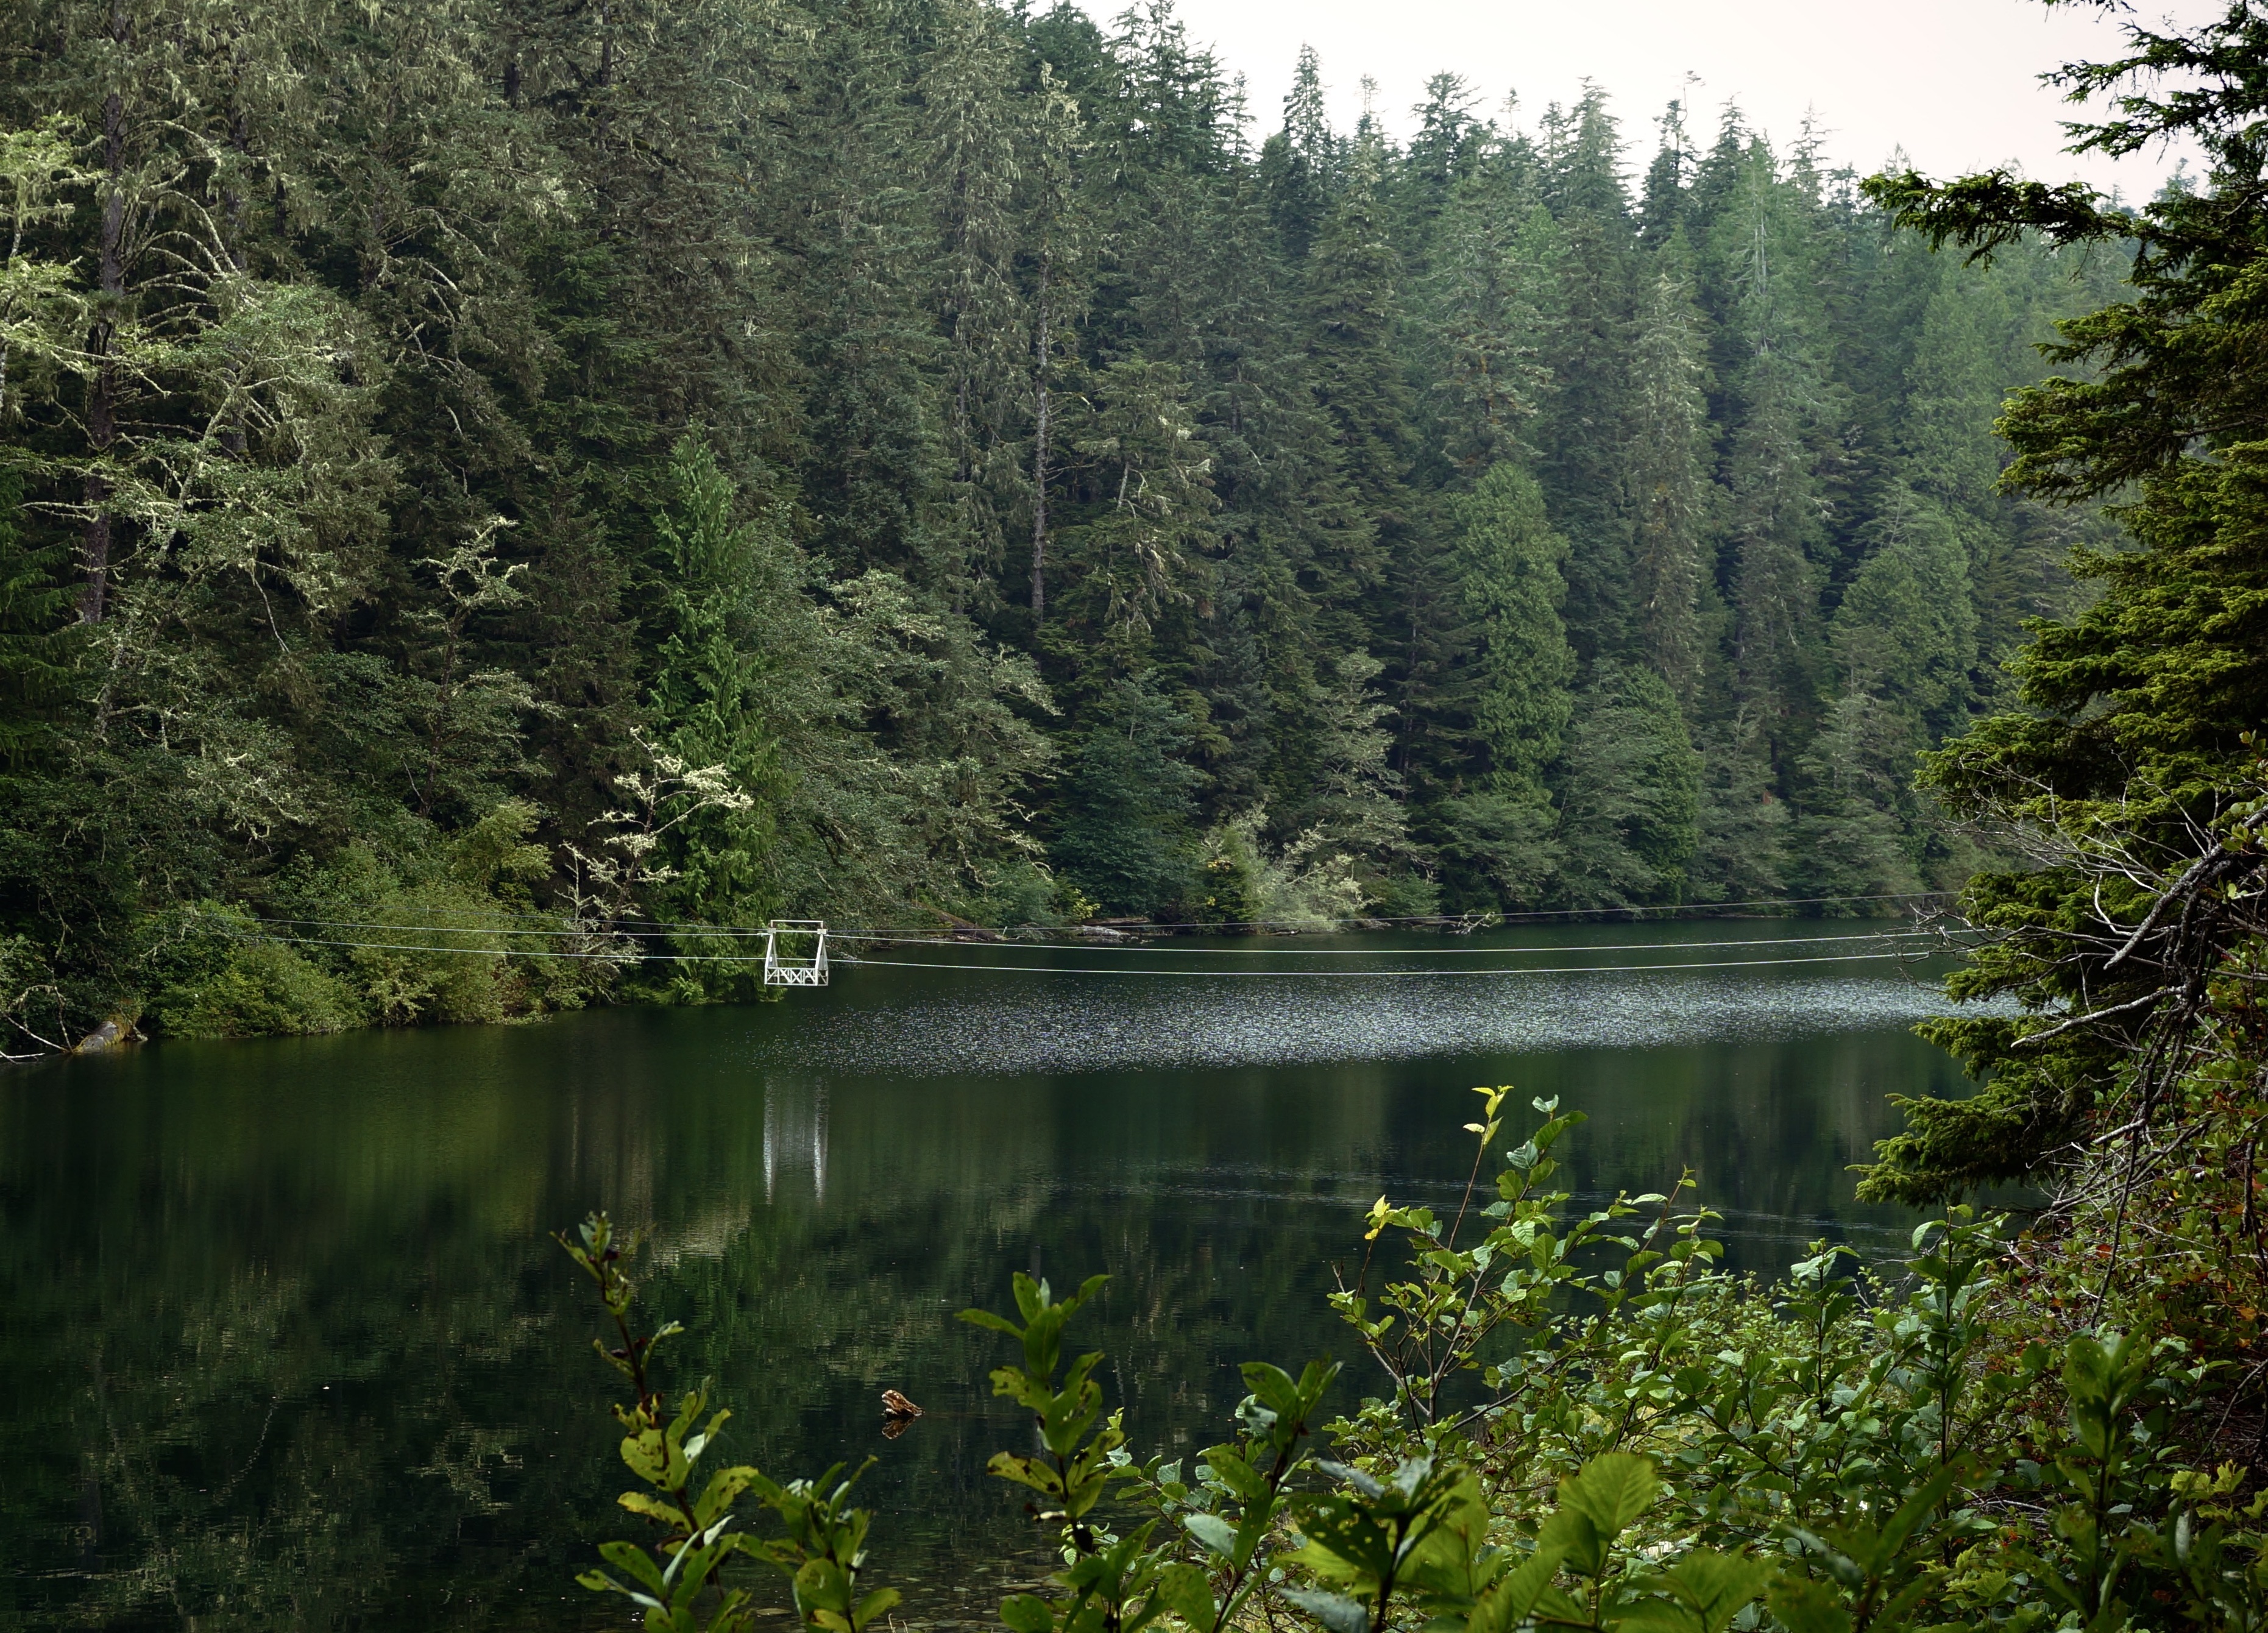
0,0 -> 2117,1051
1856,1 -> 2268,1202
1051,679 -> 1200,916
1554,664 -> 1703,909
0,467 -> 72,769
641,437 -> 798,948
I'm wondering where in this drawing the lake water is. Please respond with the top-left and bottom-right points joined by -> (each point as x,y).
0,921 -> 1977,1629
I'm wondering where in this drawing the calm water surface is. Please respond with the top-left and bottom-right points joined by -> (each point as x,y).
0,922 -> 1977,1629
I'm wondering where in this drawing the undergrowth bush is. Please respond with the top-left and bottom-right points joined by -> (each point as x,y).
152,935 -> 362,1038
143,801 -> 618,1039
557,1093 -> 2268,1633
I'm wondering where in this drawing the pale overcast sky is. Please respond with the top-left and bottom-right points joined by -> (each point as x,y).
1069,0 -> 2218,198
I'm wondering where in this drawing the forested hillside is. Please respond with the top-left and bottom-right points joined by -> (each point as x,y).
0,0 -> 2127,1044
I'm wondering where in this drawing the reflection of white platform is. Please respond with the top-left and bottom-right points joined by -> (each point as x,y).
762,1083 -> 827,1205
764,920 -> 829,987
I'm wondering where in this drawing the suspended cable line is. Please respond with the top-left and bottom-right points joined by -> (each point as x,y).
827,951 -> 1925,979
236,929 -> 1935,980
234,917 -> 1953,958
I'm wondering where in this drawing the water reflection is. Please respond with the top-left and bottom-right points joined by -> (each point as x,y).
0,924 -> 1976,1629
764,1083 -> 829,1206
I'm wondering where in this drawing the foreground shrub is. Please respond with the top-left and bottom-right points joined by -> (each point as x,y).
556,1095 -> 2268,1632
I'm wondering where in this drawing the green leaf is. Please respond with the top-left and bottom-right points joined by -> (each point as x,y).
1537,1502 -> 1607,1578
1611,1602 -> 1700,1633
1242,1360 -> 1301,1417
1767,1574 -> 1852,1633
597,1539 -> 669,1596
1532,1583 -> 1594,1626
1560,1453 -> 1658,1543
618,1490 -> 682,1526
1659,1551 -> 1770,1633
985,1450 -> 1066,1497
1185,1511 -> 1239,1559
1467,1542 -> 1566,1633
1281,1587 -> 1371,1633
1000,1595 -> 1054,1633
1874,1462 -> 1962,1562
1203,1444 -> 1267,1501
1155,1562 -> 1216,1629
957,1308 -> 1023,1337
795,1555 -> 852,1615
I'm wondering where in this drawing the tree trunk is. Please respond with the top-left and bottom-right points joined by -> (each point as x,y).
80,72 -> 126,626
1029,255 -> 1050,621
221,105 -> 249,457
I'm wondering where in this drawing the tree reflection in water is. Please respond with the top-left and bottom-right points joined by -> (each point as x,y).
0,938 -> 1970,1628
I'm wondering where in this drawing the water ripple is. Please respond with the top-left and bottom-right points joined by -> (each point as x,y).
766,969 -> 1985,1077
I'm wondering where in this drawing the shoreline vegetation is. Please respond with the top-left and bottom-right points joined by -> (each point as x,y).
16,891 -> 1943,1061
7,0 -> 2268,1618
557,1096 -> 2268,1633
1,0 -> 2128,1064
531,1 -> 2268,1625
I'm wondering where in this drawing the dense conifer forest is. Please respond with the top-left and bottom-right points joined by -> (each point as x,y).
0,0 -> 2131,1044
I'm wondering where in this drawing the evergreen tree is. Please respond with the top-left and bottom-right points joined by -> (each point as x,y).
1451,463 -> 1574,798
641,437 -> 803,935
1258,44 -> 1337,266
0,0 -> 2128,1046
1300,135 -> 1412,623
1052,676 -> 1199,915
0,466 -> 73,768
1554,661 -> 1703,907
1623,257 -> 1713,699
1533,90 -> 1637,659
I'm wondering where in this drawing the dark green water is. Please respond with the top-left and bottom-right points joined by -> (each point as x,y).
0,922 -> 1975,1629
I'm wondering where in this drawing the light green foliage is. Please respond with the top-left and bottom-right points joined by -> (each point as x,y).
557,1095 -> 2268,1633
1451,462 -> 1575,798
558,1212 -> 902,1633
153,935 -> 361,1040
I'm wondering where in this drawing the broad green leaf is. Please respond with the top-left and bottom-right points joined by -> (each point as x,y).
1155,1562 -> 1216,1629
1185,1511 -> 1238,1559
1662,1551 -> 1770,1633
1203,1445 -> 1267,1501
1468,1542 -> 1567,1633
1000,1594 -> 1054,1633
618,1490 -> 681,1526
1281,1587 -> 1370,1633
1611,1601 -> 1700,1633
1560,1453 -> 1658,1543
597,1539 -> 669,1595
1537,1504 -> 1607,1578
985,1451 -> 1066,1497
1767,1575 -> 1852,1633
1531,1583 -> 1593,1626
795,1555 -> 851,1614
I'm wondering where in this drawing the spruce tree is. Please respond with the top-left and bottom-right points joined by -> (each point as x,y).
1533,90 -> 1637,661
1623,256 -> 1714,700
